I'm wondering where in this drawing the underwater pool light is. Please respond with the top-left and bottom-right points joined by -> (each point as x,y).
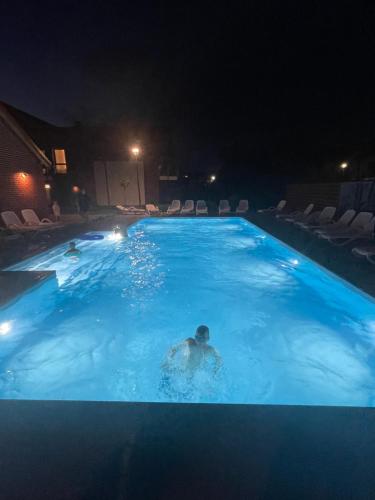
0,321 -> 12,336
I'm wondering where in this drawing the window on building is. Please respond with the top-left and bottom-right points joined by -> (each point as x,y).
53,149 -> 68,174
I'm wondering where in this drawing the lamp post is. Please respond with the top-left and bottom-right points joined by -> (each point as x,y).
130,145 -> 142,205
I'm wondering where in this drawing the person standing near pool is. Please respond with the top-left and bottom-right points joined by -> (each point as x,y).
162,325 -> 222,378
78,189 -> 90,220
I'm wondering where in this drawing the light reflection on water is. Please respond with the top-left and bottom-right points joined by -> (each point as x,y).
1,218 -> 375,407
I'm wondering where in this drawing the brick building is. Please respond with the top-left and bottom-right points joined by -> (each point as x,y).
0,103 -> 51,220
1,103 -> 160,210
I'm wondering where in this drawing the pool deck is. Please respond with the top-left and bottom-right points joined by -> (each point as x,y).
1,399 -> 375,499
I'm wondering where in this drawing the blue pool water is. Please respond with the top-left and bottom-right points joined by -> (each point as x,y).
1,217 -> 375,406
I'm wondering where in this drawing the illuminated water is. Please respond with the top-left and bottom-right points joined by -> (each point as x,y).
1,217 -> 375,406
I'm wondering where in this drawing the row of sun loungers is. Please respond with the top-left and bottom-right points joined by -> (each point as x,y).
258,199 -> 375,265
1,209 -> 63,232
144,199 -> 249,216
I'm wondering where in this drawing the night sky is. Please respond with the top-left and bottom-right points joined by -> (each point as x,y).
2,1 -> 375,179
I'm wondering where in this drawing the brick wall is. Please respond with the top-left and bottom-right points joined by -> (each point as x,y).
286,182 -> 341,210
0,116 -> 49,222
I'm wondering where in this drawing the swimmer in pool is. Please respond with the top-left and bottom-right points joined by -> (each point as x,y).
64,241 -> 81,257
163,325 -> 222,377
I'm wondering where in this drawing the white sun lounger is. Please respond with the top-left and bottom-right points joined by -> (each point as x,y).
295,206 -> 336,230
1,211 -> 42,231
181,200 -> 195,215
116,205 -> 146,214
21,209 -> 61,227
236,200 -> 249,214
312,209 -> 356,235
258,199 -> 287,213
318,213 -> 374,245
145,204 -> 160,215
276,202 -> 313,220
219,200 -> 231,215
283,203 -> 314,223
352,244 -> 375,264
167,200 -> 181,214
196,200 -> 208,215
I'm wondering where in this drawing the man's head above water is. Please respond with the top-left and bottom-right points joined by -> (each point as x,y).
195,325 -> 209,344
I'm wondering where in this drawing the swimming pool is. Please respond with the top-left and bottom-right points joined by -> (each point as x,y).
1,217 -> 375,406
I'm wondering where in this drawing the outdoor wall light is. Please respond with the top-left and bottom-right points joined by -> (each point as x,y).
130,146 -> 141,158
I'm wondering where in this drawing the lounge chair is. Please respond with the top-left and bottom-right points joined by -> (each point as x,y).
218,200 -> 231,215
116,205 -> 146,214
352,244 -> 375,264
282,203 -> 314,223
312,209 -> 356,235
196,200 -> 208,215
258,199 -> 287,213
318,213 -> 374,245
295,206 -> 336,230
21,209 -> 61,226
276,202 -> 313,220
167,200 -> 181,215
236,200 -> 249,214
145,204 -> 160,215
181,200 -> 195,215
1,211 -> 40,231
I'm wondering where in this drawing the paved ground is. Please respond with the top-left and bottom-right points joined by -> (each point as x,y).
1,400 -> 375,500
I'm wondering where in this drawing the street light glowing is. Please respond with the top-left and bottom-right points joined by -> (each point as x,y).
44,183 -> 51,190
340,162 -> 348,170
209,174 -> 216,183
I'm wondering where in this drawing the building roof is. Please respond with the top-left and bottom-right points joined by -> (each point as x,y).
0,102 -> 52,167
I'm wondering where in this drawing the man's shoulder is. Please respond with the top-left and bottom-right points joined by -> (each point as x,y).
185,337 -> 196,346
